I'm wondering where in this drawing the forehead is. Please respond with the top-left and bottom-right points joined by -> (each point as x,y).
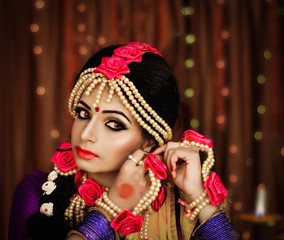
80,87 -> 130,113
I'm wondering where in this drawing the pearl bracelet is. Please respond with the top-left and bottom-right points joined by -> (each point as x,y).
180,140 -> 215,182
95,168 -> 161,238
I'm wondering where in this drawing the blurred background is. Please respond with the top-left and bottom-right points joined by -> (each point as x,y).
1,0 -> 284,239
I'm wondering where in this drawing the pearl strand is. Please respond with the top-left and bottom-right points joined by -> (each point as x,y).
68,68 -> 173,146
54,165 -> 78,176
180,140 -> 215,182
189,198 -> 210,221
186,190 -> 207,210
95,167 -> 161,239
64,173 -> 87,227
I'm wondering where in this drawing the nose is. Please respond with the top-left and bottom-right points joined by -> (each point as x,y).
80,118 -> 97,143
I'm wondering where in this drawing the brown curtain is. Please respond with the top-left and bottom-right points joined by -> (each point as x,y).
1,0 -> 283,239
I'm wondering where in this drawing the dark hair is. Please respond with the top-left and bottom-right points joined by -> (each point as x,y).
77,45 -> 180,146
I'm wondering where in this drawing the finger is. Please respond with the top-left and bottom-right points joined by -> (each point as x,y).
163,142 -> 181,160
127,149 -> 146,165
152,144 -> 167,155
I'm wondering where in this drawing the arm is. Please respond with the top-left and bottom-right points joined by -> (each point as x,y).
9,171 -> 47,240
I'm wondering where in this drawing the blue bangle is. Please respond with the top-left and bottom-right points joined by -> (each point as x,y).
194,213 -> 241,240
74,210 -> 116,240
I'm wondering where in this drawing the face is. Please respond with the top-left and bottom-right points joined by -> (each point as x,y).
71,87 -> 147,176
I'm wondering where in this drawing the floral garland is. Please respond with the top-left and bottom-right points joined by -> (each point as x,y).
39,141 -> 167,237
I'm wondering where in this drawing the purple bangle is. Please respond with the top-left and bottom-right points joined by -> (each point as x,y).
194,213 -> 241,240
75,210 -> 116,240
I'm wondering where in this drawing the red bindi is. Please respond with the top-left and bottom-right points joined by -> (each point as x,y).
117,183 -> 135,199
95,107 -> 100,112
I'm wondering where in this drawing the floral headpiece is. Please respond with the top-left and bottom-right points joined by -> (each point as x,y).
68,42 -> 172,146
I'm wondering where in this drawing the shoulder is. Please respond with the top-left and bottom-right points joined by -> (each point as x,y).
9,171 -> 48,239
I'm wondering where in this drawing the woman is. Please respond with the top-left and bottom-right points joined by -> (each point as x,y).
9,42 -> 240,239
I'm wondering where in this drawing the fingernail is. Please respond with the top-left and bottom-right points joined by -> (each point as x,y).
170,163 -> 174,172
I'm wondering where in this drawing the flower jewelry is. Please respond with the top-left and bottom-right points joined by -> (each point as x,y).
179,130 -> 227,220
95,153 -> 166,238
40,202 -> 54,216
42,181 -> 56,195
68,42 -> 172,146
51,142 -> 78,176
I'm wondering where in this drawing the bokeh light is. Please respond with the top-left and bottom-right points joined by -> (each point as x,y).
216,0 -> 225,4
233,202 -> 242,211
241,231 -> 251,240
281,147 -> 284,156
254,131 -> 263,141
257,75 -> 266,84
78,46 -> 88,55
220,87 -> 230,96
77,23 -> 86,32
216,115 -> 226,124
185,34 -> 196,44
190,119 -> 199,128
229,174 -> 238,183
216,60 -> 226,69
264,50 -> 272,59
50,129 -> 60,139
181,6 -> 194,16
185,58 -> 195,69
278,7 -> 284,15
229,144 -> 238,154
30,23 -> 39,32
220,30 -> 230,39
257,105 -> 266,114
33,45 -> 42,55
97,36 -> 106,45
35,0 -> 45,9
246,158 -> 254,167
77,3 -> 86,12
184,88 -> 195,98
36,86 -> 45,95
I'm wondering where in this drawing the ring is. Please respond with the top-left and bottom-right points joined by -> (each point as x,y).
128,155 -> 138,164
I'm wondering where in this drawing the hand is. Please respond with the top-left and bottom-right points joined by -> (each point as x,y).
108,150 -> 150,211
152,142 -> 204,201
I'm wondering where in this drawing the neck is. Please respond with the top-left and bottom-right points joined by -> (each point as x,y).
87,171 -> 119,188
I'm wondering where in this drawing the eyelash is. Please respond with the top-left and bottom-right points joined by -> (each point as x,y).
74,107 -> 127,131
75,107 -> 90,119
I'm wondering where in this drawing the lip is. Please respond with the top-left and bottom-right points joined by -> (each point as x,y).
76,146 -> 98,160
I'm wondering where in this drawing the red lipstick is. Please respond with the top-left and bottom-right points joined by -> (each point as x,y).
76,146 -> 98,160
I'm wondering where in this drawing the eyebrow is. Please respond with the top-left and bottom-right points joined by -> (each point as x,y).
78,100 -> 131,123
102,110 -> 131,123
78,100 -> 91,110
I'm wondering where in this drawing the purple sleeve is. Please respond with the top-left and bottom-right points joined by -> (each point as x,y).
8,171 -> 48,240
194,213 -> 241,240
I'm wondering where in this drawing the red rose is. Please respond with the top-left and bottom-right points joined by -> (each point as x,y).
203,171 -> 227,206
93,56 -> 130,80
151,185 -> 166,211
78,179 -> 106,206
74,170 -> 85,188
144,153 -> 167,180
110,209 -> 143,235
51,142 -> 77,172
127,41 -> 162,56
182,130 -> 213,148
113,46 -> 143,64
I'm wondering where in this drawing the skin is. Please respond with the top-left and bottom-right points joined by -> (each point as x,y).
67,87 -> 217,240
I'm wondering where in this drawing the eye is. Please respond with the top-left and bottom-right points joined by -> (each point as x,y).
75,107 -> 90,119
105,120 -> 127,131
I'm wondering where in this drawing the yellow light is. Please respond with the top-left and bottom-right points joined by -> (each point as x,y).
50,129 -> 60,139
181,7 -> 194,16
185,34 -> 196,44
36,86 -> 45,95
33,45 -> 42,55
257,105 -> 266,114
185,58 -> 195,69
257,75 -> 266,84
264,50 -> 272,59
190,119 -> 199,128
184,88 -> 195,98
254,131 -> 263,141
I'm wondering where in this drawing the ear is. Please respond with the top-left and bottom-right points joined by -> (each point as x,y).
141,139 -> 156,153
